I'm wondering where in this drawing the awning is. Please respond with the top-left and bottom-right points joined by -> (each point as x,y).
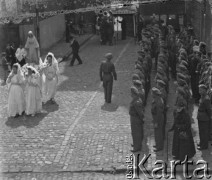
111,8 -> 137,15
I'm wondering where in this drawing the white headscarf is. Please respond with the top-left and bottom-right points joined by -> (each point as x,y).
8,63 -> 25,90
44,52 -> 59,74
25,31 -> 39,49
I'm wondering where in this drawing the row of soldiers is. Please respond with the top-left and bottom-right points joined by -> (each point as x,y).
129,25 -> 160,153
151,34 -> 170,152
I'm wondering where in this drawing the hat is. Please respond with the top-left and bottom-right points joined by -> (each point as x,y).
178,65 -> 187,71
157,79 -> 166,86
137,56 -> 144,62
131,86 -> 139,96
133,80 -> 142,86
199,42 -> 206,48
199,84 -> 207,90
152,87 -> 161,95
132,74 -> 140,81
177,78 -> 187,86
177,87 -> 186,97
105,53 -> 113,60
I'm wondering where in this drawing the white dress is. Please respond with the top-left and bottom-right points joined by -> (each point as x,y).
25,75 -> 42,115
7,75 -> 25,117
43,65 -> 58,102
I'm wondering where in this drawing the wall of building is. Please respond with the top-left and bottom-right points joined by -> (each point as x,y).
39,14 -> 65,50
19,14 -> 65,51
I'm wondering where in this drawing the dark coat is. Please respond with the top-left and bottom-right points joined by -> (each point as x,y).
70,40 -> 80,53
171,108 -> 196,161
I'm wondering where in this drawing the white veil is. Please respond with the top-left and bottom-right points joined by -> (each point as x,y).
44,52 -> 59,74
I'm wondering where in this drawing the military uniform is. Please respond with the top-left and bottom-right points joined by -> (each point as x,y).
151,87 -> 165,151
129,87 -> 144,152
100,53 -> 117,103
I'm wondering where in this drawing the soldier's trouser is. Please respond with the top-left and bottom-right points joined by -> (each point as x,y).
191,75 -> 200,100
70,52 -> 82,65
154,118 -> 164,150
103,79 -> 113,103
130,116 -> 143,151
198,121 -> 209,148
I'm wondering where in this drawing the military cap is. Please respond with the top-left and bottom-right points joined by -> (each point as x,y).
180,61 -> 188,68
177,78 -> 187,86
178,64 -> 188,71
138,56 -> 144,62
202,58 -> 209,63
155,73 -> 164,81
152,87 -> 161,95
177,73 -> 187,80
135,63 -> 142,70
132,74 -> 140,81
177,87 -> 186,97
199,84 -> 207,90
199,42 -> 206,48
157,79 -> 166,86
137,50 -> 145,55
157,68 -> 165,76
131,86 -> 139,95
105,53 -> 113,60
133,80 -> 142,86
205,62 -> 212,67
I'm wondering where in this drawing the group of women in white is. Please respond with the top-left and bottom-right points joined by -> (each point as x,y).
7,32 -> 59,118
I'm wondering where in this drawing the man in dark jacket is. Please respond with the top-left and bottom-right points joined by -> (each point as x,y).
99,53 -> 117,103
69,36 -> 83,66
197,84 -> 212,150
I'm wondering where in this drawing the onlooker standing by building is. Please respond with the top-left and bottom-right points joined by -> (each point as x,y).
69,36 -> 83,66
15,44 -> 27,67
99,53 -> 117,103
1,52 -> 9,84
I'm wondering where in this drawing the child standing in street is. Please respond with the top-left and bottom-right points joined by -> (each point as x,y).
1,52 -> 9,85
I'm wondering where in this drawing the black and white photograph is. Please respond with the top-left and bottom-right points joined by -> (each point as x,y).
0,0 -> 212,179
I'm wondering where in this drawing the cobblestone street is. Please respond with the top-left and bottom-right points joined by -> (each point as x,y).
0,36 -> 212,179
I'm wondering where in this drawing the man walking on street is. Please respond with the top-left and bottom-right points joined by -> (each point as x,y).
69,36 -> 83,66
99,53 -> 117,103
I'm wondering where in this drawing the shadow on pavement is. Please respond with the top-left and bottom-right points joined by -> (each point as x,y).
42,101 -> 59,113
5,102 -> 59,128
101,103 -> 119,112
5,113 -> 47,129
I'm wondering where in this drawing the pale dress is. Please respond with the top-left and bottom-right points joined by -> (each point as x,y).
7,75 -> 25,117
25,75 -> 42,115
42,65 -> 58,103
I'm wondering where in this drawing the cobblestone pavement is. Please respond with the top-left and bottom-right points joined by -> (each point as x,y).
0,36 -> 211,180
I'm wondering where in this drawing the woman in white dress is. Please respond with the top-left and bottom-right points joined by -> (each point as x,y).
7,63 -> 25,118
25,66 -> 42,116
41,52 -> 59,104
25,31 -> 40,65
